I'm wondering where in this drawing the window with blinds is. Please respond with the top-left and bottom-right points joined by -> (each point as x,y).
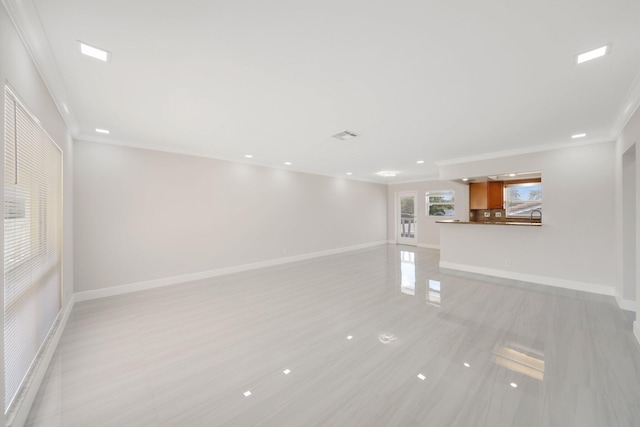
4,86 -> 62,412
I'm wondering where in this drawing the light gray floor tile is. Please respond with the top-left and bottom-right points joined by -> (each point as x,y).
25,245 -> 640,426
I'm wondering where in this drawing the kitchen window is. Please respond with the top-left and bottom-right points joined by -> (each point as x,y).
426,190 -> 454,216
504,181 -> 542,218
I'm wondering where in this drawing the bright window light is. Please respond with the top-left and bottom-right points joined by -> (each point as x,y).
79,42 -> 111,62
576,45 -> 608,64
95,128 -> 110,134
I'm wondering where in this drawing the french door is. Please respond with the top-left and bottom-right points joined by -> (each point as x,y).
396,192 -> 417,245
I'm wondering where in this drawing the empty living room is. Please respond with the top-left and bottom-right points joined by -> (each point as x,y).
1,0 -> 640,426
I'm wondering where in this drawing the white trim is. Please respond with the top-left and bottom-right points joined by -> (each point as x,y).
387,240 -> 397,245
2,0 -> 80,134
75,241 -> 388,302
613,66 -> 640,138
434,137 -> 613,167
634,321 -> 640,348
388,176 -> 441,185
7,295 -> 75,427
439,261 -> 615,296
418,243 -> 440,250
73,138 -> 387,185
614,293 -> 636,312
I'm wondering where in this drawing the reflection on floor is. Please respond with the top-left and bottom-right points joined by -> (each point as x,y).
26,245 -> 640,426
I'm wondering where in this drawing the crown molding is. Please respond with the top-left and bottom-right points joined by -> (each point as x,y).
612,66 -> 640,137
434,137 -> 614,167
2,0 -> 79,135
387,175 -> 441,185
74,135 -> 389,185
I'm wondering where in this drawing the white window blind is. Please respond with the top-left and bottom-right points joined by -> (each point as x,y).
4,86 -> 62,412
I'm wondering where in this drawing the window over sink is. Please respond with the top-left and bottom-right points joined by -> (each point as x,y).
504,181 -> 542,218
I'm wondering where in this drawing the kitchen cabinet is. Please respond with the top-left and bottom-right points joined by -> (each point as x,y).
469,181 -> 504,209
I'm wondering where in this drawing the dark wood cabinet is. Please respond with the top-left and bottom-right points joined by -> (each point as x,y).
469,181 -> 503,209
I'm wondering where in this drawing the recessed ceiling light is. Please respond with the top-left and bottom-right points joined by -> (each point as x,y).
417,374 -> 426,380
464,363 -> 470,368
95,128 -> 110,134
417,160 -> 425,164
243,390 -> 252,397
332,130 -> 358,140
377,171 -> 397,177
510,382 -> 518,388
283,369 -> 291,375
79,41 -> 111,62
346,172 -> 353,175
346,335 -> 353,340
244,154 -> 253,158
284,162 -> 292,165
576,45 -> 609,64
508,173 -> 516,177
462,178 -> 469,182
571,133 -> 586,139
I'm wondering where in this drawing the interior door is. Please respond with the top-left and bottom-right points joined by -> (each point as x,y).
397,192 -> 417,245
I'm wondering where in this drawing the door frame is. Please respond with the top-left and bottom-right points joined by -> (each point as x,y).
396,191 -> 418,246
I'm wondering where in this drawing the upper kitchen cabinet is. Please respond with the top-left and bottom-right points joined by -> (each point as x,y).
469,181 -> 504,209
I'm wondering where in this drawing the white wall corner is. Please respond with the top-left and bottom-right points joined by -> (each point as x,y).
75,241 -> 389,302
7,294 -> 75,427
439,261 -> 615,296
614,292 -> 636,312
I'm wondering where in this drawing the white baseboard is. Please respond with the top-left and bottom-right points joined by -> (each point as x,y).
8,294 -> 75,427
75,241 -> 389,302
418,243 -> 440,250
439,261 -> 615,296
387,240 -> 396,245
635,321 -> 640,348
614,293 -> 636,312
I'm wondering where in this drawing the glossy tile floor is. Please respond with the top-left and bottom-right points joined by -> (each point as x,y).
26,245 -> 640,426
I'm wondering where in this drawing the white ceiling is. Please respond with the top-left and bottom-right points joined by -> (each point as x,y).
7,0 -> 640,183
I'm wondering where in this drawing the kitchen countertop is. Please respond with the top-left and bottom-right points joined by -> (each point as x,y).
436,220 -> 542,226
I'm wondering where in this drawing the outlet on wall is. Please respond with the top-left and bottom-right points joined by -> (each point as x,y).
484,212 -> 490,217
495,212 -> 502,217
504,259 -> 511,268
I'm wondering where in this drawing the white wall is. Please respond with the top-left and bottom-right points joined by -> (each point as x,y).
1,4 -> 74,425
438,141 -> 616,293
615,104 -> 640,344
74,140 -> 387,292
387,180 -> 469,248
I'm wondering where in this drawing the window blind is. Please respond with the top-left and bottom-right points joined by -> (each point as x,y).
4,87 -> 62,412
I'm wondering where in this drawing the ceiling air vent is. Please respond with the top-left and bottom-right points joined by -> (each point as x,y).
332,130 -> 358,140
